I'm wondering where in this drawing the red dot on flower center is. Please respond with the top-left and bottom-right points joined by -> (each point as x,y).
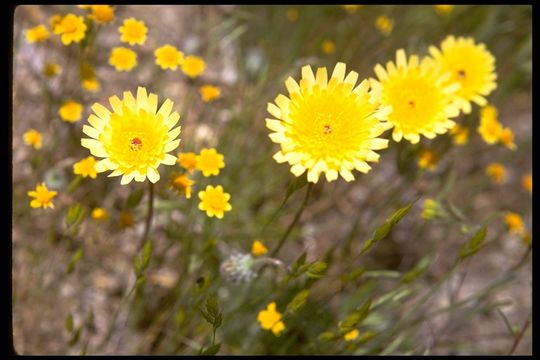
458,70 -> 466,78
323,124 -> 332,134
130,137 -> 142,150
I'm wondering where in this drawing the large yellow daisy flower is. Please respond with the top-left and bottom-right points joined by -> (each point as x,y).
81,87 -> 181,185
370,49 -> 461,144
429,35 -> 497,114
267,62 -> 392,183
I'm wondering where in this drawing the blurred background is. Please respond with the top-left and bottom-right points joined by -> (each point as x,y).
12,5 -> 531,355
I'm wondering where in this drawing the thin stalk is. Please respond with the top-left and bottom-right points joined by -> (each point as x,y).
138,181 -> 155,251
507,315 -> 531,355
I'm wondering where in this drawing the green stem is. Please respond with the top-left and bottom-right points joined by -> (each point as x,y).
271,183 -> 313,257
138,181 -> 155,251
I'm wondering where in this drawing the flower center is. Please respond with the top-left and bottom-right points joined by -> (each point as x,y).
323,124 -> 333,135
408,100 -> 415,108
130,137 -> 142,150
457,69 -> 466,78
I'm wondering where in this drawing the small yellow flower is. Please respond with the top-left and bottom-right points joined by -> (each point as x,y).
286,8 -> 299,22
80,62 -> 100,91
119,211 -> 134,228
199,85 -> 221,102
504,212 -> 525,236
91,207 -> 108,220
43,62 -> 62,78
196,148 -> 225,177
181,56 -> 206,79
25,24 -> 49,43
89,5 -> 115,24
23,129 -> 42,150
251,240 -> 268,256
77,5 -> 93,9
486,163 -> 506,184
321,40 -> 335,55
73,156 -> 98,179
375,15 -> 394,36
28,182 -> 57,209
54,14 -> 87,45
59,100 -> 83,123
154,44 -> 184,70
119,17 -> 148,45
342,5 -> 362,13
521,231 -> 532,247
435,5 -> 455,14
522,174 -> 532,194
82,77 -> 100,92
49,14 -> 63,29
477,105 -> 503,144
109,47 -> 137,72
198,185 -> 232,219
421,198 -> 447,220
257,302 -> 285,336
450,124 -> 469,145
170,173 -> 194,199
417,149 -> 439,171
344,329 -> 359,341
177,152 -> 198,172
499,127 -> 516,150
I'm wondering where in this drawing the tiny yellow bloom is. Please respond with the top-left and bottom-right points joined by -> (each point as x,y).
499,127 -> 517,150
286,8 -> 299,22
199,85 -> 221,102
91,207 -> 108,220
321,40 -> 335,55
43,62 -> 62,78
344,329 -> 359,341
119,17 -> 148,45
49,14 -> 63,29
375,15 -> 394,36
342,5 -> 362,13
177,152 -> 197,172
417,149 -> 439,171
449,124 -> 469,145
522,174 -> 532,194
257,302 -> 285,336
59,100 -> 83,123
196,148 -> 225,177
89,5 -> 115,24
170,173 -> 194,199
421,198 -> 447,220
73,156 -> 98,179
82,77 -> 100,92
521,231 -> 532,247
435,5 -> 455,14
181,55 -> 206,79
25,24 -> 49,43
486,163 -> 506,184
23,129 -> 42,150
119,211 -> 134,228
54,14 -> 87,45
154,44 -> 184,70
28,182 -> 57,209
477,105 -> 503,144
109,47 -> 137,72
77,5 -> 93,9
198,185 -> 232,219
504,212 -> 525,236
251,240 -> 268,256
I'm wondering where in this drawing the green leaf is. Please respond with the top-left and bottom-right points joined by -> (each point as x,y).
341,267 -> 365,285
458,225 -> 487,260
200,296 -> 223,329
401,256 -> 431,283
66,248 -> 84,274
68,327 -> 81,346
318,331 -> 338,342
339,299 -> 372,332
361,202 -> 414,255
286,290 -> 309,314
133,240 -> 152,277
306,262 -> 327,279
65,203 -> 86,228
65,313 -> 74,332
126,188 -> 145,209
200,343 -> 221,355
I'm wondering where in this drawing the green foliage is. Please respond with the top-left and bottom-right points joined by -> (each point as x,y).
66,248 -> 84,274
458,225 -> 487,260
200,296 -> 223,330
286,289 -> 309,314
133,240 -> 152,278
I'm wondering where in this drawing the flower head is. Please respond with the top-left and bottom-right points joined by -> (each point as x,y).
196,148 -> 225,177
251,240 -> 268,256
257,302 -> 285,336
177,152 -> 197,171
43,62 -> 62,78
344,329 -> 359,341
429,36 -> 497,114
28,182 -> 57,209
321,40 -> 335,55
81,62 -> 100,91
220,252 -> 257,283
89,5 -> 114,24
371,49 -> 460,144
49,14 -> 62,28
23,129 -> 42,149
268,62 -> 392,183
342,5 -> 362,13
53,14 -> 87,45
59,100 -> 83,123
450,124 -> 469,145
435,5 -> 454,14
109,47 -> 137,72
198,185 -> 231,219
522,174 -> 532,194
73,156 -> 98,178
375,15 -> 394,36
199,85 -> 221,102
504,212 -> 525,235
170,173 -> 194,198
181,56 -> 206,78
91,207 -> 108,220
82,77 -> 100,92
81,87 -> 181,185
154,44 -> 184,70
477,105 -> 502,144
119,17 -> 147,45
421,198 -> 448,220
417,149 -> 439,171
486,163 -> 506,184
499,127 -> 516,150
25,24 -> 49,43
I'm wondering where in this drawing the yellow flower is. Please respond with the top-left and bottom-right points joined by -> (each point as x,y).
181,56 -> 206,78
521,231 -> 532,247
486,162 -> 506,184
91,207 -> 108,220
80,62 -> 100,91
28,182 -> 57,209
154,44 -> 184,70
321,40 -> 335,55
119,17 -> 148,45
25,24 -> 49,43
375,15 -> 394,36
344,329 -> 359,341
268,62 -> 392,183
251,240 -> 268,256
477,105 -> 503,144
170,173 -> 194,199
177,152 -> 197,172
417,149 -> 439,171
286,8 -> 299,22
54,14 -> 87,45
421,198 -> 447,220
43,62 -> 62,78
257,302 -> 285,336
109,47 -> 137,72
82,77 -> 100,92
196,148 -> 225,177
429,35 -> 497,114
522,174 -> 532,194
81,87 -> 181,185
371,49 -> 460,144
59,100 -> 83,123
449,124 -> 469,145
198,185 -> 232,219
342,5 -> 362,13
435,5 -> 455,14
499,127 -> 516,150
89,5 -> 114,24
119,211 -> 134,228
199,85 -> 221,102
504,212 -> 525,236
73,156 -> 98,178
23,129 -> 42,149
77,5 -> 93,9
49,14 -> 63,29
